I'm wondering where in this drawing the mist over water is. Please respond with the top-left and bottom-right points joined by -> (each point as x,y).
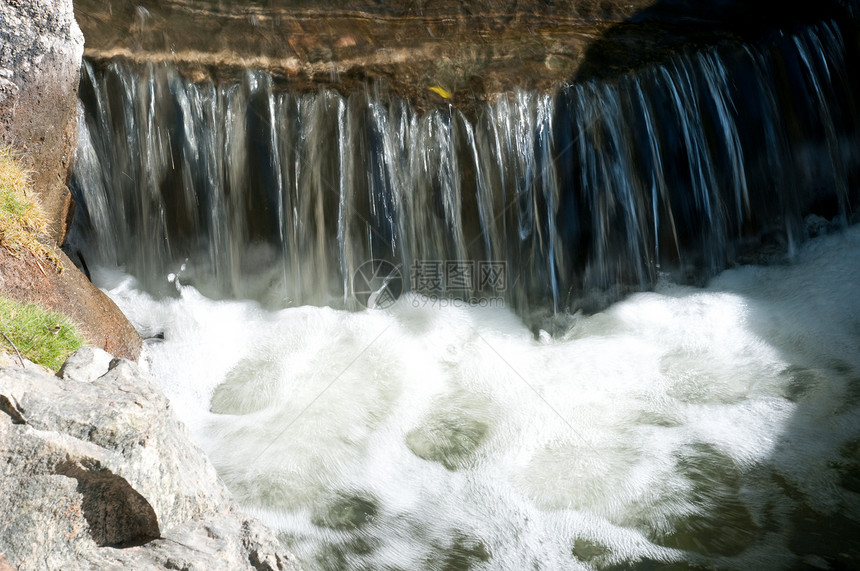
97,223 -> 860,570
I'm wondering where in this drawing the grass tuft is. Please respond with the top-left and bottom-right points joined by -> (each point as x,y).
0,295 -> 84,370
0,146 -> 63,270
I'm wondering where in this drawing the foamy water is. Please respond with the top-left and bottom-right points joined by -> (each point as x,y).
98,225 -> 860,570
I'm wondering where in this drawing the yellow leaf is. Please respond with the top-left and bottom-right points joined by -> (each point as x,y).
428,86 -> 453,99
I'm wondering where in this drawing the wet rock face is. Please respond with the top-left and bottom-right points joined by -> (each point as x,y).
74,0 -> 854,107
0,0 -> 84,242
0,349 -> 301,570
74,0 -> 652,107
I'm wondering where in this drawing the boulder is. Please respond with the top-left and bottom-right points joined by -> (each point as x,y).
0,349 -> 301,570
0,246 -> 142,361
0,0 -> 84,242
57,345 -> 115,382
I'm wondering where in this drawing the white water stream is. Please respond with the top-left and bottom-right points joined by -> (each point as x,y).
96,224 -> 860,570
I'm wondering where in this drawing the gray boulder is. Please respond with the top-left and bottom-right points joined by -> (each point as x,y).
57,346 -> 116,382
0,349 -> 301,570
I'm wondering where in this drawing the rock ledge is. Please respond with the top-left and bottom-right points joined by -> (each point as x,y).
0,348 -> 300,570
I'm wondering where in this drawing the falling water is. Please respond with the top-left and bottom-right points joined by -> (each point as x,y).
70,16 -> 860,571
70,21 -> 859,317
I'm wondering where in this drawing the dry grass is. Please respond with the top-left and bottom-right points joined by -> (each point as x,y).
0,146 -> 63,271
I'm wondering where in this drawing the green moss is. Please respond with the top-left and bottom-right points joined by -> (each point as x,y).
0,295 -> 84,370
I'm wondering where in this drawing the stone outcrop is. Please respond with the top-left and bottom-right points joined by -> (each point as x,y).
0,245 -> 141,361
0,348 -> 301,570
0,0 -> 143,360
74,0 -> 855,108
74,0 -> 653,107
0,0 -> 84,242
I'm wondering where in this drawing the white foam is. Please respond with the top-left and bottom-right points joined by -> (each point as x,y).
99,225 -> 860,569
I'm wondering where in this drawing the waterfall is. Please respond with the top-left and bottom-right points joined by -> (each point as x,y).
71,15 -> 860,570
69,20 -> 859,315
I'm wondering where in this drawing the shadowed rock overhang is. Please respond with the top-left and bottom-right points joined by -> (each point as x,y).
75,0 -> 858,108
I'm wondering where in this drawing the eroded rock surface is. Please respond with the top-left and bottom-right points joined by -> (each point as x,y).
0,0 -> 84,242
74,0 -> 855,107
0,348 -> 301,570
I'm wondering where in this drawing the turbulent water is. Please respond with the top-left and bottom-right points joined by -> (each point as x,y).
68,13 -> 860,571
100,224 -> 860,570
